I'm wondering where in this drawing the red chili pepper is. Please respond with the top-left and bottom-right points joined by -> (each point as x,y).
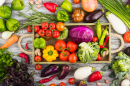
39,74 -> 57,84
25,43 -> 29,50
89,71 -> 103,82
43,2 -> 58,13
19,53 -> 29,64
99,36 -> 109,49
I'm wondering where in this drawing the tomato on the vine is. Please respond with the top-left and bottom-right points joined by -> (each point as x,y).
56,22 -> 64,31
27,26 -> 32,32
41,22 -> 49,29
55,40 -> 66,51
59,50 -> 70,61
124,31 -> 130,43
59,82 -> 66,86
53,31 -> 60,38
38,29 -> 46,37
68,78 -> 75,85
49,23 -> 56,30
34,56 -> 41,62
68,53 -> 77,63
96,54 -> 102,61
67,41 -> 78,52
92,36 -> 98,42
46,30 -> 52,37
34,26 -> 40,32
35,64 -> 42,70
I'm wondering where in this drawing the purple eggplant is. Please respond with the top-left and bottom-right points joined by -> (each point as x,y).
41,64 -> 59,77
84,9 -> 104,23
126,0 -> 130,9
77,81 -> 87,86
58,65 -> 71,80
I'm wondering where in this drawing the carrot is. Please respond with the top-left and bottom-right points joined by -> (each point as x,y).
0,35 -> 19,49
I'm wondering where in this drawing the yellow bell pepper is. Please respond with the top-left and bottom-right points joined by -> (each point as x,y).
42,45 -> 59,62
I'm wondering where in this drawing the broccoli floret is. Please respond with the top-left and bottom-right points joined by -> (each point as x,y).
77,42 -> 100,63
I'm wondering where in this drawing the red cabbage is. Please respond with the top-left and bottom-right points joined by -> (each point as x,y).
69,26 -> 93,44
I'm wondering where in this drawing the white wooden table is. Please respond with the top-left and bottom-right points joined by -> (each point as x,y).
1,0 -> 129,86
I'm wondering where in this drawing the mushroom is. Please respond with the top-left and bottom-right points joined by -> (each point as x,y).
37,4 -> 43,9
35,49 -> 41,56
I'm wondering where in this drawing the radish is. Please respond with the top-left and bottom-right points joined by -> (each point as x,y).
74,66 -> 95,80
105,12 -> 126,34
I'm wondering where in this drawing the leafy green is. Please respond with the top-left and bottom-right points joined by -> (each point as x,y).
0,48 -> 13,83
101,64 -> 111,71
77,42 -> 100,63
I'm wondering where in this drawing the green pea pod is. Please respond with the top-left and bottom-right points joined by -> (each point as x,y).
100,48 -> 108,56
57,27 -> 68,40
99,27 -> 107,46
34,38 -> 46,49
57,10 -> 69,22
61,0 -> 72,12
96,20 -> 102,40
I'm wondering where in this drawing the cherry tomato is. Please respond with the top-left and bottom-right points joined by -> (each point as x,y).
34,26 -> 40,32
53,31 -> 60,38
49,23 -> 56,30
35,64 -> 42,70
41,22 -> 49,29
92,36 -> 98,42
59,82 -> 66,86
68,53 -> 77,63
34,56 -> 41,62
27,26 -> 32,32
73,0 -> 80,4
124,31 -> 130,43
59,50 -> 70,61
38,29 -> 46,37
46,30 -> 52,37
56,22 -> 65,31
68,78 -> 75,85
55,40 -> 66,51
96,54 -> 102,61
50,83 -> 56,86
67,41 -> 78,52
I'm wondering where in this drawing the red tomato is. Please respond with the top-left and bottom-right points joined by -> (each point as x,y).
73,0 -> 80,4
68,78 -> 75,85
68,53 -> 77,63
59,50 -> 70,61
34,26 -> 40,32
49,23 -> 56,30
35,64 -> 42,70
38,29 -> 46,36
50,84 -> 56,86
34,56 -> 41,62
92,36 -> 98,42
27,26 -> 32,32
59,82 -> 66,86
41,22 -> 49,29
124,31 -> 130,43
56,22 -> 65,31
96,54 -> 102,61
53,31 -> 60,38
55,40 -> 66,51
67,41 -> 78,52
46,30 -> 52,37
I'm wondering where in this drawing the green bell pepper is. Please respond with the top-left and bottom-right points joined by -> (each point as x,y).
57,10 -> 69,22
34,38 -> 46,49
11,0 -> 25,10
0,18 -> 6,32
61,0 -> 72,12
6,18 -> 19,31
57,27 -> 68,40
0,6 -> 12,19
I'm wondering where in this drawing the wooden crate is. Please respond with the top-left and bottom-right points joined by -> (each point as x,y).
32,23 -> 111,64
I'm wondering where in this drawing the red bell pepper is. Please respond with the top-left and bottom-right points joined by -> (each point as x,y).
89,71 -> 103,82
43,2 -> 58,13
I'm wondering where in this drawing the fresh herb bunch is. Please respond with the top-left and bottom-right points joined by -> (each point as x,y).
101,52 -> 130,86
17,3 -> 57,32
2,59 -> 35,86
98,0 -> 130,29
0,48 -> 13,83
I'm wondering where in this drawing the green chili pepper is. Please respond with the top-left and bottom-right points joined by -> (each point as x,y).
57,10 -> 69,22
99,27 -> 108,46
96,20 -> 102,40
61,0 -> 72,12
100,48 -> 108,56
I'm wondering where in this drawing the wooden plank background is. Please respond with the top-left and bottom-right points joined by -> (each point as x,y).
0,0 -> 129,86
